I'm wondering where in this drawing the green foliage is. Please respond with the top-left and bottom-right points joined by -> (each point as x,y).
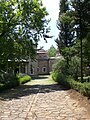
68,79 -> 90,97
56,0 -> 75,66
0,83 -> 5,91
0,74 -> 31,92
0,75 -> 19,91
72,0 -> 90,39
52,0 -> 90,97
0,0 -> 50,75
68,56 -> 81,80
17,74 -> 31,84
56,0 -> 90,80
51,71 -> 68,86
48,45 -> 56,57
52,71 -> 61,82
52,72 -> 90,97
52,57 -> 90,97
60,12 -> 74,24
52,58 -> 69,75
5,76 -> 19,88
78,76 -> 90,83
52,56 -> 81,80
52,55 -> 81,81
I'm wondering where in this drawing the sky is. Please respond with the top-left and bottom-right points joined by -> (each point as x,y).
38,0 -> 60,50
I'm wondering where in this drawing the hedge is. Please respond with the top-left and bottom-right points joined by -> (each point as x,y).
18,75 -> 31,84
52,71 -> 90,98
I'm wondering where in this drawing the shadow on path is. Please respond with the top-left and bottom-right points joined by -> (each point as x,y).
0,80 -> 69,101
0,75 -> 90,115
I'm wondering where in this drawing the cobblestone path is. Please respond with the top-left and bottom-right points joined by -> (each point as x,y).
0,75 -> 90,120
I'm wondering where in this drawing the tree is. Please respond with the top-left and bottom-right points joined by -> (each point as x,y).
56,0 -> 90,81
56,0 -> 75,65
0,0 -> 50,76
71,0 -> 90,81
48,45 -> 56,57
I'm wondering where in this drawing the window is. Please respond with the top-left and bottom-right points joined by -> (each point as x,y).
30,68 -> 34,75
21,63 -> 25,73
42,67 -> 47,72
37,67 -> 39,72
30,65 -> 34,75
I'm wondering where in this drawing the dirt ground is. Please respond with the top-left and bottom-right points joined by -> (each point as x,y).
67,89 -> 90,115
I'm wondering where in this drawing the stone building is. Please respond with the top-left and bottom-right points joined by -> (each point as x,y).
19,49 -> 61,76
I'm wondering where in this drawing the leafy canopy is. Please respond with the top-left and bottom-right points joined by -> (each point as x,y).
0,0 -> 50,73
48,45 -> 56,57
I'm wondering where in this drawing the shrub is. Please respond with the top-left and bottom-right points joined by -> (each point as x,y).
52,72 -> 90,98
51,71 -> 70,88
17,73 -> 28,78
17,73 -> 31,84
5,76 -> 19,88
78,76 -> 90,82
0,75 -> 19,90
52,57 -> 80,79
80,83 -> 90,96
0,73 -> 31,92
18,75 -> 31,84
68,56 -> 81,80
52,71 -> 60,82
0,83 -> 5,91
52,59 -> 68,75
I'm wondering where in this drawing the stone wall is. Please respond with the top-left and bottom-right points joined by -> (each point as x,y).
37,59 -> 49,75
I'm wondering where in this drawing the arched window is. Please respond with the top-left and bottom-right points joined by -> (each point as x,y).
30,64 -> 34,75
30,68 -> 34,75
42,67 -> 47,72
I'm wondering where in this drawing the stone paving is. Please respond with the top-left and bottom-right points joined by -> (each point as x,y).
0,75 -> 90,120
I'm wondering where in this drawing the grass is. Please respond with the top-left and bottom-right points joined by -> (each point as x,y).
26,75 -> 57,85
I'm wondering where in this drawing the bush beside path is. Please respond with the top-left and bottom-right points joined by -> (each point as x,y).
0,75 -> 90,120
